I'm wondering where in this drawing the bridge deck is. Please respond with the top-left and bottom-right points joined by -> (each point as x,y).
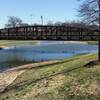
0,25 -> 99,41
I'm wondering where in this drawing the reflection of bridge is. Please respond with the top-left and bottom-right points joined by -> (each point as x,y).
0,25 -> 99,41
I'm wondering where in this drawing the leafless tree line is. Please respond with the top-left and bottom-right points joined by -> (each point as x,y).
78,0 -> 99,25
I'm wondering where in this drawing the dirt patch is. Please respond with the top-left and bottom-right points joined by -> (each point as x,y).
0,60 -> 59,93
22,74 -> 66,99
0,70 -> 25,93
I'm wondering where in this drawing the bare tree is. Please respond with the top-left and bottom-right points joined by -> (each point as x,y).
54,21 -> 62,26
62,20 -> 88,27
20,23 -> 29,26
78,0 -> 99,25
47,21 -> 53,26
5,16 -> 23,28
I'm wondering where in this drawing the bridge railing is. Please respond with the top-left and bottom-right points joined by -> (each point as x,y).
0,25 -> 99,41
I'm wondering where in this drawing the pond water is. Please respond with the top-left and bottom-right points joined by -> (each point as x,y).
0,41 -> 98,72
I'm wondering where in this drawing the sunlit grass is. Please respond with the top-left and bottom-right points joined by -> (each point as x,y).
0,40 -> 38,47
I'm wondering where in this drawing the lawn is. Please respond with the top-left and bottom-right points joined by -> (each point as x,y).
0,40 -> 38,47
87,41 -> 98,45
0,54 -> 100,100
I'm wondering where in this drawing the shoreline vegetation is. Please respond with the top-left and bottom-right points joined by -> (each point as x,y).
0,40 -> 98,49
87,41 -> 98,45
0,54 -> 100,100
0,40 -> 38,48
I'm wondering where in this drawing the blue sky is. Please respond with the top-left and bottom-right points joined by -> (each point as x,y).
0,0 -> 81,28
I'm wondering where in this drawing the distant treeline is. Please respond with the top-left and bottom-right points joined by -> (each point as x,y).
46,21 -> 98,30
5,16 -> 98,30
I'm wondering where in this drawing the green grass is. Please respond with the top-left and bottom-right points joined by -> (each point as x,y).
0,40 -> 38,47
0,54 -> 100,100
86,41 -> 98,45
0,40 -> 97,47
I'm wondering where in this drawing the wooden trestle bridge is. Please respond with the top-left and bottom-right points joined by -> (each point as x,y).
0,25 -> 99,41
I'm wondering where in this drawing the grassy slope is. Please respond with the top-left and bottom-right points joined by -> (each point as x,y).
0,54 -> 100,100
87,41 -> 98,45
0,40 -> 38,47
